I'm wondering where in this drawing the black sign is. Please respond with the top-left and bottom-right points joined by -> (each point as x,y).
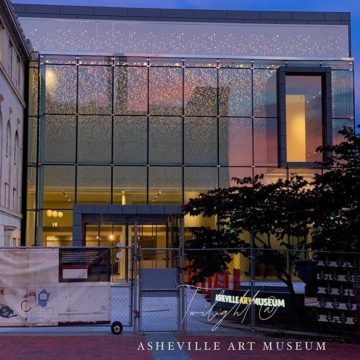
59,248 -> 111,282
211,288 -> 304,324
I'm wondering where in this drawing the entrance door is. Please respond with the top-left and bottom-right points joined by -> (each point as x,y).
84,216 -> 183,332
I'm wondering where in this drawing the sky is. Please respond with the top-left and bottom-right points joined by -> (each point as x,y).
12,0 -> 360,122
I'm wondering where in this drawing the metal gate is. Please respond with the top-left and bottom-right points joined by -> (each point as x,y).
111,221 -> 183,333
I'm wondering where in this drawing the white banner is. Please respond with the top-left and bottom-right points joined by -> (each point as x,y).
0,248 -> 111,326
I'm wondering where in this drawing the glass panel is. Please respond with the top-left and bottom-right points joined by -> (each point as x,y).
116,57 -> 148,66
219,118 -> 252,166
281,167 -> 320,182
184,214 -> 216,232
219,167 -> 252,188
332,71 -> 354,119
149,67 -> 182,115
27,167 -> 36,210
28,116 -> 37,164
43,209 -> 73,247
43,166 -> 75,209
78,115 -> 111,163
98,224 -> 119,247
184,167 -> 217,203
253,60 -> 286,69
322,61 -> 353,70
332,119 -> 354,145
149,167 -> 182,204
28,66 -> 39,116
45,65 -> 76,114
219,69 -> 251,116
286,75 -> 323,162
185,59 -> 217,68
219,59 -> 251,69
78,56 -> 112,65
255,167 -> 286,183
85,224 -> 100,247
20,18 -> 349,57
184,117 -> 217,165
286,61 -> 321,68
253,69 -> 277,117
114,116 -> 147,164
149,117 -> 182,165
77,166 -> 111,204
25,211 -> 36,246
44,115 -> 76,162
113,166 -> 147,205
114,66 -> 147,115
78,66 -> 112,114
254,118 -> 277,165
149,58 -> 182,67
184,68 -> 217,116
43,55 -> 77,65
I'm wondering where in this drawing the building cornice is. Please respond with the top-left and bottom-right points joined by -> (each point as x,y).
13,4 -> 350,26
1,0 -> 31,64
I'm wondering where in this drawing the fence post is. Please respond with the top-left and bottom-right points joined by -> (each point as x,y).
250,232 -> 256,333
286,250 -> 290,275
133,221 -> 140,333
179,216 -> 186,332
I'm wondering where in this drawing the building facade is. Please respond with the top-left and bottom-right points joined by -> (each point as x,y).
12,5 -> 354,258
0,1 -> 30,246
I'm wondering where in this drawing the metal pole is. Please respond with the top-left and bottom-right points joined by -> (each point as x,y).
250,231 -> 256,333
179,216 -> 186,332
133,221 -> 140,333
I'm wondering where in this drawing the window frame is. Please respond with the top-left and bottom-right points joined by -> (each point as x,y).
277,66 -> 332,168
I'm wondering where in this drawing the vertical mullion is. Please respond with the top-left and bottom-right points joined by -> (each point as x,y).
111,58 -> 115,204
36,58 -> 46,245
34,55 -> 41,245
216,59 -> 220,188
181,59 -> 185,205
146,59 -> 150,205
251,61 -> 255,179
75,56 -> 79,204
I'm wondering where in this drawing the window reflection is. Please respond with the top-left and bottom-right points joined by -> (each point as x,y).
184,68 -> 217,116
219,118 -> 252,166
78,66 -> 112,114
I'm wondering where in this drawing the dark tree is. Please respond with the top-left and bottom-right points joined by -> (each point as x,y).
310,125 -> 360,251
184,125 -> 360,297
184,174 -> 312,297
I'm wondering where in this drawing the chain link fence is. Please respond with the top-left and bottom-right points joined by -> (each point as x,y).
0,246 -> 359,341
183,248 -> 360,341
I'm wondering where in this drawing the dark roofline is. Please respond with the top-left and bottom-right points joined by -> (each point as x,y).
13,4 -> 350,26
1,0 -> 31,62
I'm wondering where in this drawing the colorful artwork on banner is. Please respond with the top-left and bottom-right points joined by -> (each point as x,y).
0,248 -> 110,326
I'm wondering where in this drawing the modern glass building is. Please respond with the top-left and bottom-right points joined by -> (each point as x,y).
13,5 -> 354,259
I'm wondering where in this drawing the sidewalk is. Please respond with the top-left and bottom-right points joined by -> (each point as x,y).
0,330 -> 360,360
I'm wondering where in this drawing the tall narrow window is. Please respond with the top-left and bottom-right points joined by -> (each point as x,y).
4,182 -> 9,208
278,67 -> 331,167
286,75 -> 323,162
5,120 -> 11,157
0,23 -> 3,63
14,130 -> 19,164
12,188 -> 17,212
8,40 -> 13,76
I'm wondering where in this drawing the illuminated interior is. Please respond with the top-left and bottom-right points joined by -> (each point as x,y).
285,75 -> 323,163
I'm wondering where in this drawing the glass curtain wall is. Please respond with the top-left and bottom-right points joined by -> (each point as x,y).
26,56 -> 354,246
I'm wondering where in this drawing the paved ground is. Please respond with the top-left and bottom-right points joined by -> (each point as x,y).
0,331 -> 359,360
